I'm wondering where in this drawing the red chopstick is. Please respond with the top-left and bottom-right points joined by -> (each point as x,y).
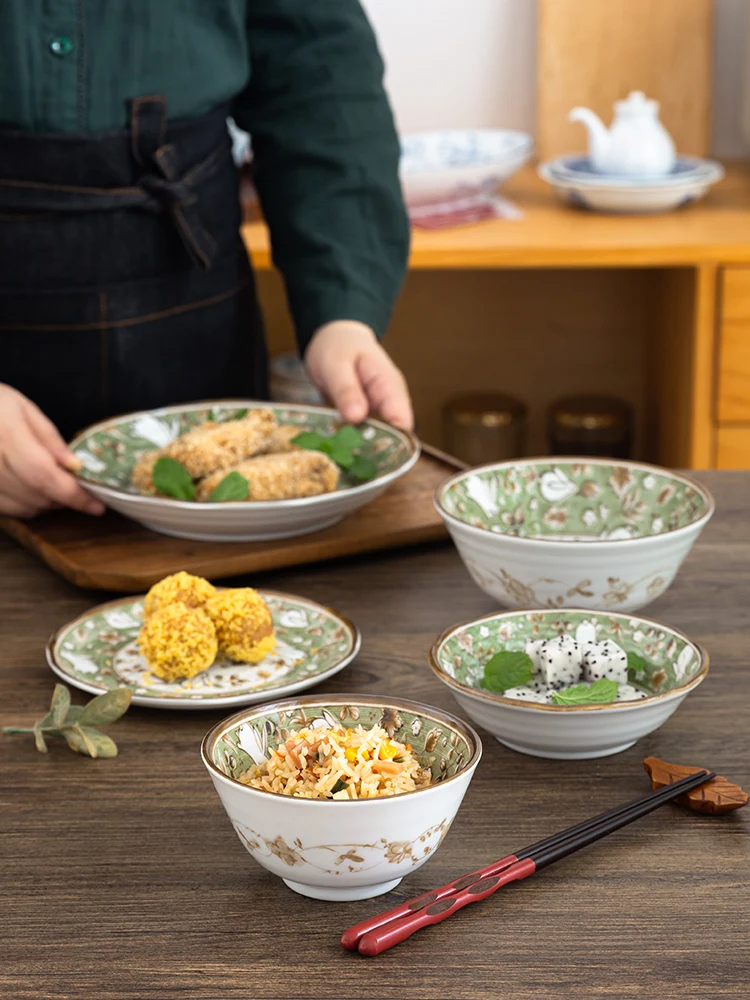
344,769 -> 714,956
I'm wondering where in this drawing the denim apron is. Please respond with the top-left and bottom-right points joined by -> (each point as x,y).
0,96 -> 267,440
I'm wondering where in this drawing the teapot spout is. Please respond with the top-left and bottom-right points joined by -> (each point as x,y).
568,106 -> 609,163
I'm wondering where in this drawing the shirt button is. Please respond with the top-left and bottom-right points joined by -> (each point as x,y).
49,36 -> 74,57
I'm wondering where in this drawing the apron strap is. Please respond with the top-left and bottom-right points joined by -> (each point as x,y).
129,95 -> 217,270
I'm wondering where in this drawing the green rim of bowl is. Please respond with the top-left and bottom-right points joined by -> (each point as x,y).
429,607 -> 709,713
201,693 -> 482,803
70,400 -> 420,510
435,456 -> 715,546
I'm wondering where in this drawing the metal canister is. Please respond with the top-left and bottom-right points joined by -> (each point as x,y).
443,393 -> 527,465
269,353 -> 324,406
548,395 -> 634,459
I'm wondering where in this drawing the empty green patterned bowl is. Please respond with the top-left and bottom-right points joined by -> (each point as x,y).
435,458 -> 714,611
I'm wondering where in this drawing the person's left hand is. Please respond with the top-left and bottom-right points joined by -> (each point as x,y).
304,321 -> 413,430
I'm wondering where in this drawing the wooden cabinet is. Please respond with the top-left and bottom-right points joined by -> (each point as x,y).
718,268 -> 750,423
716,427 -> 750,469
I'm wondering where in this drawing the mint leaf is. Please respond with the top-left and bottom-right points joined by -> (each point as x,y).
551,678 -> 618,705
78,688 -> 132,727
207,409 -> 216,422
481,651 -> 533,693
332,426 -> 364,451
49,683 -> 71,727
152,457 -> 195,501
232,408 -> 249,420
348,455 -> 376,481
328,442 -> 355,468
209,471 -> 249,502
292,431 -> 325,450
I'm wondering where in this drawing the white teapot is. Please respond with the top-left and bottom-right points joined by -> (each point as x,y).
568,91 -> 676,177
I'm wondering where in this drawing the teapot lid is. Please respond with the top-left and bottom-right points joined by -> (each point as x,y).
614,90 -> 659,116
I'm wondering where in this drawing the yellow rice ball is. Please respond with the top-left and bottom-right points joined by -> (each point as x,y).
206,588 -> 276,663
137,603 -> 218,681
143,571 -> 216,619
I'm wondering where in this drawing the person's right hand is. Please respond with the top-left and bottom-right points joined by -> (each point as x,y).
0,384 -> 105,518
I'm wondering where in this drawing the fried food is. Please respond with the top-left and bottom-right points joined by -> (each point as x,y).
206,588 -> 276,663
137,603 -> 218,680
131,449 -> 162,495
143,571 -> 216,619
162,409 -> 276,479
195,450 -> 339,502
264,424 -> 303,454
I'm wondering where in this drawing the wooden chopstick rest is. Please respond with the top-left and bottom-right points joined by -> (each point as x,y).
643,757 -> 749,815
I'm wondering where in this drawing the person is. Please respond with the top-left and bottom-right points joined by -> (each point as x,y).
0,1 -> 412,519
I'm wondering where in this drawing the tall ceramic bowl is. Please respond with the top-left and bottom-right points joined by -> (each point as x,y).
430,608 -> 709,759
201,695 -> 482,901
71,401 -> 420,542
435,458 -> 714,612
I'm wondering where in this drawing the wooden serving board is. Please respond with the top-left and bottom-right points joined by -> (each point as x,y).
0,446 -> 463,592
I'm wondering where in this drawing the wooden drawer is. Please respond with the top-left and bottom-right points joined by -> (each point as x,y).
716,428 -> 750,469
718,268 -> 750,422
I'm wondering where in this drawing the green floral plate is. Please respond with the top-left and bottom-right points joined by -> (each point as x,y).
46,591 -> 360,710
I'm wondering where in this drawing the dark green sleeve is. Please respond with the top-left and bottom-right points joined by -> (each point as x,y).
233,0 -> 410,353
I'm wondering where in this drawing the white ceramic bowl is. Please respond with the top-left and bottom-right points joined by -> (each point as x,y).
400,129 -> 533,206
71,401 -> 420,543
538,156 -> 724,214
435,458 -> 714,612
201,694 -> 482,901
430,608 -> 709,759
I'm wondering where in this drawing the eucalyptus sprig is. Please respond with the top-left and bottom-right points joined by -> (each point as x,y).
3,684 -> 132,758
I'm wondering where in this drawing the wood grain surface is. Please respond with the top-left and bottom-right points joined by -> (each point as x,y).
536,0 -> 713,161
0,449 -> 460,591
0,472 -> 748,1000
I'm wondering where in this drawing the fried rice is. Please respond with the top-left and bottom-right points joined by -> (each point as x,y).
239,723 -> 432,799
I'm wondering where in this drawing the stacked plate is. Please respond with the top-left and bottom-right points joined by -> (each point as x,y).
538,155 -> 724,214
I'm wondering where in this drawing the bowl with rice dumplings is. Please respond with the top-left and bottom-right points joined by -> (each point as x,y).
430,608 -> 709,760
201,694 -> 482,901
70,400 -> 419,541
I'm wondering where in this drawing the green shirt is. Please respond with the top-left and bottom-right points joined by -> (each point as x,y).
0,1 -> 409,349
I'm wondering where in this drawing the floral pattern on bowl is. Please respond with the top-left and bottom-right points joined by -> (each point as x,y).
439,460 -> 711,543
47,592 -> 360,710
71,402 -> 412,496
434,608 -> 704,701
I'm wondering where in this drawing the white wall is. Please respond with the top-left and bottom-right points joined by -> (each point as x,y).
362,0 -> 749,157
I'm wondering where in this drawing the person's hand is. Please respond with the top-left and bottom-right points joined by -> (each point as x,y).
0,384 -> 105,518
304,321 -> 413,430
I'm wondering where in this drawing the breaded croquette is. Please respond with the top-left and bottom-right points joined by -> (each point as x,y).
143,571 -> 216,619
195,450 -> 339,502
162,409 -> 276,479
137,603 -> 218,680
206,588 -> 275,663
263,424 -> 303,454
131,449 -> 162,495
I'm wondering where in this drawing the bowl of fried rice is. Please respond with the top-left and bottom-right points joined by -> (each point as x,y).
201,694 -> 482,901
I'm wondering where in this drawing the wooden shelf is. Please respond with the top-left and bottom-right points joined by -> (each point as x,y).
242,163 -> 750,270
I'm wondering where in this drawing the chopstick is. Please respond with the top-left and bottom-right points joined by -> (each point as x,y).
343,769 -> 714,956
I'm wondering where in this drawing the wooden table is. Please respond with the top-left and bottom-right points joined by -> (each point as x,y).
1,472 -> 748,1000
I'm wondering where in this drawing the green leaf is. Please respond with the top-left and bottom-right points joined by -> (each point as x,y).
49,684 -> 71,727
62,725 -> 118,759
232,408 -> 249,420
481,651 -> 534,693
78,687 -> 132,727
33,724 -> 48,754
332,426 -> 365,450
327,442 -> 355,468
207,409 -> 216,422
63,705 -> 83,724
551,678 -> 619,706
152,457 -> 195,501
291,431 -> 325,450
348,456 -> 377,482
329,777 -> 349,796
208,471 -> 249,502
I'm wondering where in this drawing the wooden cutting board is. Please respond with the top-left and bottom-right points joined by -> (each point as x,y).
0,446 -> 463,592
537,0 -> 713,160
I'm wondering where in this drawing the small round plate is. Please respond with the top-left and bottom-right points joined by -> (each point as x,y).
46,591 -> 360,710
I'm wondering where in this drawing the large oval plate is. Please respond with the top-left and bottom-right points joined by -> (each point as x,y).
46,591 -> 360,710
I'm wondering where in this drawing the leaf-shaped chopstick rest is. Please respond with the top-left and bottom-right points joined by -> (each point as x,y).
643,757 -> 748,815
